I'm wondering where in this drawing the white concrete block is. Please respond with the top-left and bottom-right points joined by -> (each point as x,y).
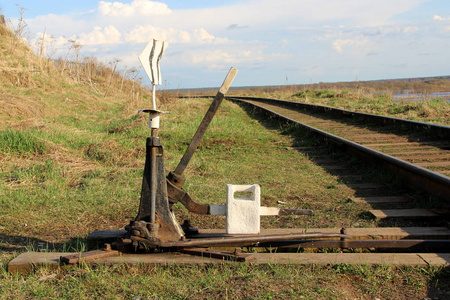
226,184 -> 260,234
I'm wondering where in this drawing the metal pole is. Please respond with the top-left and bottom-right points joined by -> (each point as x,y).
150,141 -> 157,223
152,84 -> 157,109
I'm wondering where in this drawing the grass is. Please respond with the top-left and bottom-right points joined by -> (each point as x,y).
0,263 -> 448,299
288,89 -> 450,126
0,129 -> 47,155
1,97 -> 449,299
1,22 -> 449,299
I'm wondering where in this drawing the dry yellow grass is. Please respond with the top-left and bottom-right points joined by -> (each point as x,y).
0,23 -> 155,129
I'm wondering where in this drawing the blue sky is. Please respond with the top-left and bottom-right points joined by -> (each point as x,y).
1,0 -> 449,89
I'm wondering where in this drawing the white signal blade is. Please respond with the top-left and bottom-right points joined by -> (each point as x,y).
138,39 -> 168,86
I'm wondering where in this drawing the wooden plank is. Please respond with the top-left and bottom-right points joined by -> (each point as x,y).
365,142 -> 449,147
384,149 -> 448,155
8,252 -> 219,275
370,209 -> 439,219
351,196 -> 410,204
404,157 -> 450,163
255,253 -> 432,266
12,251 -> 448,274
8,252 -> 63,275
417,161 -> 450,167
403,157 -> 450,163
419,254 -> 450,265
344,227 -> 450,240
394,153 -> 450,160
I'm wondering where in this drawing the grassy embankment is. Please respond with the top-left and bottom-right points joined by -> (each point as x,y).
226,82 -> 450,126
193,78 -> 450,126
1,22 -> 450,299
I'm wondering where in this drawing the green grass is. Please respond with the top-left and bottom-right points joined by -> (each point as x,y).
1,96 -> 449,299
0,129 -> 46,155
0,263 -> 448,299
289,89 -> 450,126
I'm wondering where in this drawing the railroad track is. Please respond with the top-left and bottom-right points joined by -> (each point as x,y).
227,96 -> 450,200
224,96 -> 450,253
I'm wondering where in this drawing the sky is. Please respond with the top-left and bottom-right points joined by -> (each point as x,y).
1,0 -> 449,89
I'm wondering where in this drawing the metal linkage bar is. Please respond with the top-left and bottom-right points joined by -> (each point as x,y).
174,67 -> 238,176
160,233 -> 348,248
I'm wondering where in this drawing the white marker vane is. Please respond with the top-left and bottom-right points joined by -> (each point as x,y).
138,39 -> 168,129
139,39 -> 168,86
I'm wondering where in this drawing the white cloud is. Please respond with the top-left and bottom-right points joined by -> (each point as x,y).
192,28 -> 229,44
190,47 -> 266,65
125,25 -> 228,45
333,38 -> 370,53
330,25 -> 419,53
98,0 -> 171,17
51,35 -> 69,47
433,15 -> 449,21
432,15 -> 450,33
33,32 -> 66,47
170,0 -> 427,31
191,50 -> 233,64
379,26 -> 419,35
126,25 -> 191,43
20,0 -> 449,87
193,28 -> 214,43
27,14 -> 89,37
78,25 -> 122,45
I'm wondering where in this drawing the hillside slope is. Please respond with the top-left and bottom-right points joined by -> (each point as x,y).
0,23 -> 151,128
0,23 -> 159,242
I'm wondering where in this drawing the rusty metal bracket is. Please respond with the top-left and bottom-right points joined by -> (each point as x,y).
166,173 -> 209,214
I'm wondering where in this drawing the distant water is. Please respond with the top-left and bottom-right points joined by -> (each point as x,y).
393,91 -> 450,102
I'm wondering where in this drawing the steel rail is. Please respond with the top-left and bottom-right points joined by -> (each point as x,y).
159,232 -> 348,248
265,239 -> 450,250
227,96 -> 450,202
